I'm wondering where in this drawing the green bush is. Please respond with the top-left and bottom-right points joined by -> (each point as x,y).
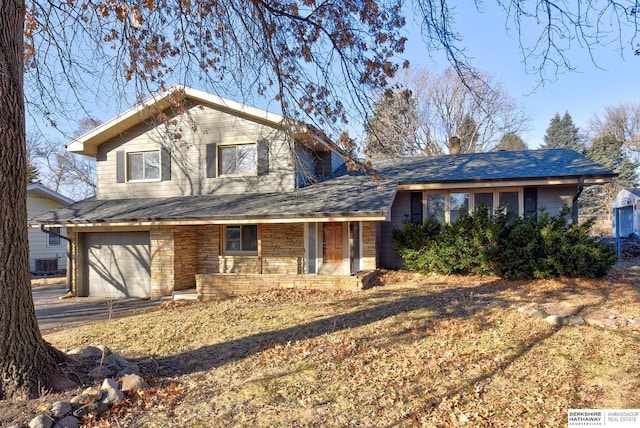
392,206 -> 617,279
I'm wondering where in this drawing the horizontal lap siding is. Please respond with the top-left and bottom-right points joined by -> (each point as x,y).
96,104 -> 296,199
378,192 -> 410,269
537,185 -> 575,216
27,196 -> 69,271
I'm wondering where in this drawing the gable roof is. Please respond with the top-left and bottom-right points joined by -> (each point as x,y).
67,85 -> 290,157
373,149 -> 615,186
27,183 -> 74,205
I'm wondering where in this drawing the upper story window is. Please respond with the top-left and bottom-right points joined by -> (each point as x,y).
219,143 -> 256,176
48,227 -> 61,246
128,151 -> 160,181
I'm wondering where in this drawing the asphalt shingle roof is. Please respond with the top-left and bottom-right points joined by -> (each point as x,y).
32,173 -> 396,225
373,148 -> 615,184
32,148 -> 615,225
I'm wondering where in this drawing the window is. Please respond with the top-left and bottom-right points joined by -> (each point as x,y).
426,194 -> 445,222
410,192 -> 423,224
128,151 -> 160,181
225,225 -> 258,252
498,191 -> 519,216
474,192 -> 494,214
219,144 -> 256,176
48,227 -> 61,246
449,193 -> 469,223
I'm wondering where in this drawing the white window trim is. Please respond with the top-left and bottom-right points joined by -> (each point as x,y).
46,227 -> 63,247
218,142 -> 257,177
222,224 -> 259,254
126,150 -> 162,183
424,187 -> 524,222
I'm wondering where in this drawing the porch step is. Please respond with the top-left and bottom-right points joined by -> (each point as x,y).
172,288 -> 198,301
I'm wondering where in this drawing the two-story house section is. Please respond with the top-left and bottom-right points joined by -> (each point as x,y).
33,85 -> 616,300
37,85 -> 390,299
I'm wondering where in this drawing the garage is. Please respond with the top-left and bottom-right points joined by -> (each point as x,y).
84,232 -> 151,298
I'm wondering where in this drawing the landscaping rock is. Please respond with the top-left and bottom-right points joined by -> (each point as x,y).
72,401 -> 110,418
120,373 -> 150,394
565,316 -> 586,326
88,365 -> 116,379
530,310 -> 548,319
53,416 -> 80,428
101,387 -> 125,406
81,345 -> 110,360
101,378 -> 118,390
50,401 -> 72,419
28,414 -> 54,428
545,315 -> 565,326
69,387 -> 102,405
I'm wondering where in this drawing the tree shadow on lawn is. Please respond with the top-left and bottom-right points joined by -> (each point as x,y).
156,278 -> 538,376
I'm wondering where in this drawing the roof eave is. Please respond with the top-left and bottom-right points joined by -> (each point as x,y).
30,211 -> 389,228
397,174 -> 616,190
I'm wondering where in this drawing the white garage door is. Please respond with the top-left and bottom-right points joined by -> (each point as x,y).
85,232 -> 151,298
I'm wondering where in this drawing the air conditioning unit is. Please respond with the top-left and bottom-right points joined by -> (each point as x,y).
35,258 -> 58,273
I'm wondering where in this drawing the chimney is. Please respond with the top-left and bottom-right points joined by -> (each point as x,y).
449,136 -> 461,155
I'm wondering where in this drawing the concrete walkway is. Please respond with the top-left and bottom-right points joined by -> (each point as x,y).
33,282 -> 163,333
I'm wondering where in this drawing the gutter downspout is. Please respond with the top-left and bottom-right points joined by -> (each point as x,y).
40,225 -> 73,294
571,177 -> 585,225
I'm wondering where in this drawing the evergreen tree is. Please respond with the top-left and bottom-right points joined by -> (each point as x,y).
494,133 -> 528,151
581,135 -> 639,217
542,112 -> 584,153
27,162 -> 39,184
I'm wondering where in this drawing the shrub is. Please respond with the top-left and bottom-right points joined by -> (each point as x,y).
392,206 -> 617,279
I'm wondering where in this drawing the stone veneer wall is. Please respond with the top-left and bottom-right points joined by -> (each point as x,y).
196,271 -> 379,301
150,225 -> 198,298
173,226 -> 198,291
361,221 -> 377,270
218,255 -> 260,273
150,226 -> 174,298
261,223 -> 305,274
196,224 -> 220,274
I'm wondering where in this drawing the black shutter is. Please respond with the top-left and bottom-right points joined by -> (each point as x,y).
410,192 -> 423,224
257,139 -> 269,175
206,143 -> 217,178
116,150 -> 125,183
161,146 -> 171,181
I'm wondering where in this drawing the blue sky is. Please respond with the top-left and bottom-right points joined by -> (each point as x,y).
399,3 -> 639,148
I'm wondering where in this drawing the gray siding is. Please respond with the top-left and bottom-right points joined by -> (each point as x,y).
294,145 -> 316,187
537,185 -> 575,216
96,103 -> 297,199
377,191 -> 411,269
27,195 -> 68,272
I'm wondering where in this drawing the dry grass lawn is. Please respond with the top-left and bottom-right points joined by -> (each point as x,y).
4,261 -> 640,427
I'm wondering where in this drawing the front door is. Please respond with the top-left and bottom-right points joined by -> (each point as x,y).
323,222 -> 343,264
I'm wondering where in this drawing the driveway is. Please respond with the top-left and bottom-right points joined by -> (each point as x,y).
33,282 -> 163,333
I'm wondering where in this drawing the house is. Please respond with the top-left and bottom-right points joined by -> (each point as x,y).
27,183 -> 74,276
612,188 -> 640,237
31,85 -> 615,300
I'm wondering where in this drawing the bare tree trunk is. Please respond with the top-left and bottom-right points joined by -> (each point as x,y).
0,1 -> 68,399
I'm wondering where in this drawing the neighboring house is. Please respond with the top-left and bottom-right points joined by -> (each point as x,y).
611,188 -> 640,237
31,85 -> 615,299
27,183 -> 74,276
